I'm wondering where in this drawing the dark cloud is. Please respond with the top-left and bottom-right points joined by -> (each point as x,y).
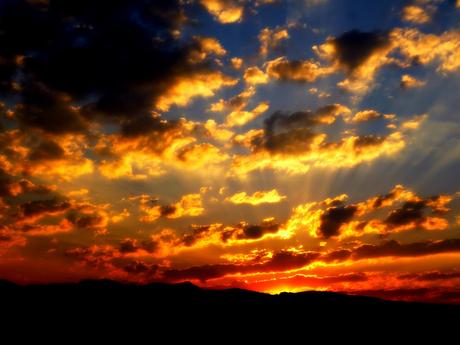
384,200 -> 427,227
119,115 -> 180,139
163,251 -> 321,282
372,190 -> 399,209
18,197 -> 71,219
121,260 -> 159,275
319,205 -> 358,238
352,239 -> 460,260
265,105 -> 344,133
0,0 -> 219,136
66,213 -> 105,230
353,135 -> 385,149
322,249 -> 352,262
181,225 -> 214,247
119,239 -> 138,254
159,205 -> 177,217
0,169 -> 15,198
257,104 -> 348,154
119,238 -> 159,254
398,271 -> 460,282
28,139 -> 65,161
0,168 -> 54,199
15,82 -> 88,134
221,220 -> 281,242
331,30 -> 390,72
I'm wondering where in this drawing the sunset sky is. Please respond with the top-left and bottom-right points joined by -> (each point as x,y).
1,0 -> 460,303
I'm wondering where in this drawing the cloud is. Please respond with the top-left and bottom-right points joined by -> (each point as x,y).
401,0 -> 438,25
155,71 -> 237,111
317,30 -> 391,73
311,27 -> 460,93
229,105 -> 412,176
345,110 -> 381,123
209,87 -> 255,112
200,0 -> 244,24
15,82 -> 89,135
176,143 -> 229,167
283,185 -> 453,240
400,74 -> 426,88
225,102 -> 270,127
94,115 -> 230,180
244,67 -> 269,85
119,238 -> 159,255
265,57 -> 332,83
188,36 -> 227,63
0,0 -> 235,138
259,27 -> 289,57
314,30 -> 394,93
401,5 -> 433,24
399,271 -> 460,282
17,197 -> 70,223
226,189 -> 286,205
0,227 -> 27,253
230,57 -> 243,70
0,170 -> 123,237
259,104 -> 351,154
247,272 -> 368,291
139,193 -> 204,222
318,205 -> 358,238
163,250 -> 320,282
381,195 -> 451,232
352,238 -> 460,260
221,218 -> 282,242
391,27 -> 460,73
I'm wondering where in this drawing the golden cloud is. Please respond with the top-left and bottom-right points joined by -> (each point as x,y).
265,56 -> 333,83
400,74 -> 426,88
243,66 -> 269,85
259,27 -> 289,57
226,189 -> 287,205
230,130 -> 406,176
139,193 -> 204,223
225,102 -> 270,127
230,57 -> 244,70
200,0 -> 244,24
401,5 -> 433,24
188,36 -> 227,63
156,71 -> 237,111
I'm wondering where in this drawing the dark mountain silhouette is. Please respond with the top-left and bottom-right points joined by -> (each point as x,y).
1,279 -> 459,328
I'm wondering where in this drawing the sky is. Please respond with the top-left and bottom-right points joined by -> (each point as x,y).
1,0 -> 460,304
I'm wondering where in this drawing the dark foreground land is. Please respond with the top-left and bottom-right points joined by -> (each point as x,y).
1,279 -> 459,333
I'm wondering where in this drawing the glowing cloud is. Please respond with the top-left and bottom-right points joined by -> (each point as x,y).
226,189 -> 287,205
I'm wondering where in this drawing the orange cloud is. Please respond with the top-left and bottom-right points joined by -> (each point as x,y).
230,57 -> 243,70
209,86 -> 255,113
231,130 -> 406,176
188,36 -> 227,63
400,74 -> 426,88
225,102 -> 270,127
346,110 -> 381,123
156,71 -> 237,111
266,56 -> 333,83
139,193 -> 204,223
401,5 -> 434,24
259,27 -> 289,57
200,0 -> 244,24
243,66 -> 269,85
226,189 -> 287,205
391,27 -> 460,73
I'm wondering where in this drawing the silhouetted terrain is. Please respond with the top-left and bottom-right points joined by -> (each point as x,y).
1,279 -> 459,329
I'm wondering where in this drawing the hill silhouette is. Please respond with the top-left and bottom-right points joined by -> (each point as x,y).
1,279 -> 459,328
